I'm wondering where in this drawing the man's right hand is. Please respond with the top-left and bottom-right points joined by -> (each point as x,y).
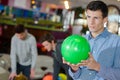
8,73 -> 17,80
62,57 -> 80,72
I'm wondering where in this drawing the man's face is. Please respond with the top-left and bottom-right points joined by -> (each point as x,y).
16,32 -> 26,40
86,10 -> 107,34
42,41 -> 53,52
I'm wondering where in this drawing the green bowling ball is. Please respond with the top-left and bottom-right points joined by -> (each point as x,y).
61,34 -> 90,64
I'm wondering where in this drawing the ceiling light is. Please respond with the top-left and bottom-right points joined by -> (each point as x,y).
32,0 -> 35,4
64,1 -> 69,9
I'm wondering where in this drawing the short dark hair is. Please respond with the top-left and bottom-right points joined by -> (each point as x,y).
15,24 -> 25,33
86,1 -> 108,18
39,32 -> 56,43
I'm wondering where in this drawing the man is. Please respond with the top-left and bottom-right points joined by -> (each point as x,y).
9,24 -> 38,80
63,1 -> 120,80
39,33 -> 73,80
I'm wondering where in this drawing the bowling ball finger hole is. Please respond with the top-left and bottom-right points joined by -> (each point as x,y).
41,66 -> 47,71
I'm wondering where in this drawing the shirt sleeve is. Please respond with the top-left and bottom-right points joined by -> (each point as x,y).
10,37 -> 17,73
69,67 -> 81,79
30,36 -> 38,69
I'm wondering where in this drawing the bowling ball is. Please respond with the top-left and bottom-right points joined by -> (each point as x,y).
14,73 -> 27,80
42,73 -> 53,80
61,34 -> 90,64
58,73 -> 67,80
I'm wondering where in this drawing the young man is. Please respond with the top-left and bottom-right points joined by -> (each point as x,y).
9,24 -> 38,80
63,1 -> 120,80
39,33 -> 73,80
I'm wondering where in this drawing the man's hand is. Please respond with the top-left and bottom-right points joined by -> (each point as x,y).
80,53 -> 100,71
8,73 -> 17,80
62,53 -> 100,72
63,57 -> 80,72
30,68 -> 35,79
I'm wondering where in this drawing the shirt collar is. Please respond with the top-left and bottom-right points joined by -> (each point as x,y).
88,28 -> 110,40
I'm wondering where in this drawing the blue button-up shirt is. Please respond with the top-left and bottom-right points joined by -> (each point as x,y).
69,28 -> 120,80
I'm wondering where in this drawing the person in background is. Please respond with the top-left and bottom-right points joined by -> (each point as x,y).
107,5 -> 119,34
63,1 -> 120,80
39,32 -> 73,80
107,21 -> 119,34
9,24 -> 38,80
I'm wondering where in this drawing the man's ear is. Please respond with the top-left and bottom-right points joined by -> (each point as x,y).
103,17 -> 108,24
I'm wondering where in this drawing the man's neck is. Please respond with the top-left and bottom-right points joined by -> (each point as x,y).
91,28 -> 104,38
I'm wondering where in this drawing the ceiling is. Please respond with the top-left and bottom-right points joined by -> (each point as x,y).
40,0 -> 120,9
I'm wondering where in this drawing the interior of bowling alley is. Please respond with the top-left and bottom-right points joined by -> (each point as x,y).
0,0 -> 120,80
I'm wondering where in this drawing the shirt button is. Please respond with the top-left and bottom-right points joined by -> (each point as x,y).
89,73 -> 92,75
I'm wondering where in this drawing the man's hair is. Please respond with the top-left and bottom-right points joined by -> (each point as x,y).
15,24 -> 25,33
86,1 -> 108,18
39,32 -> 56,43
